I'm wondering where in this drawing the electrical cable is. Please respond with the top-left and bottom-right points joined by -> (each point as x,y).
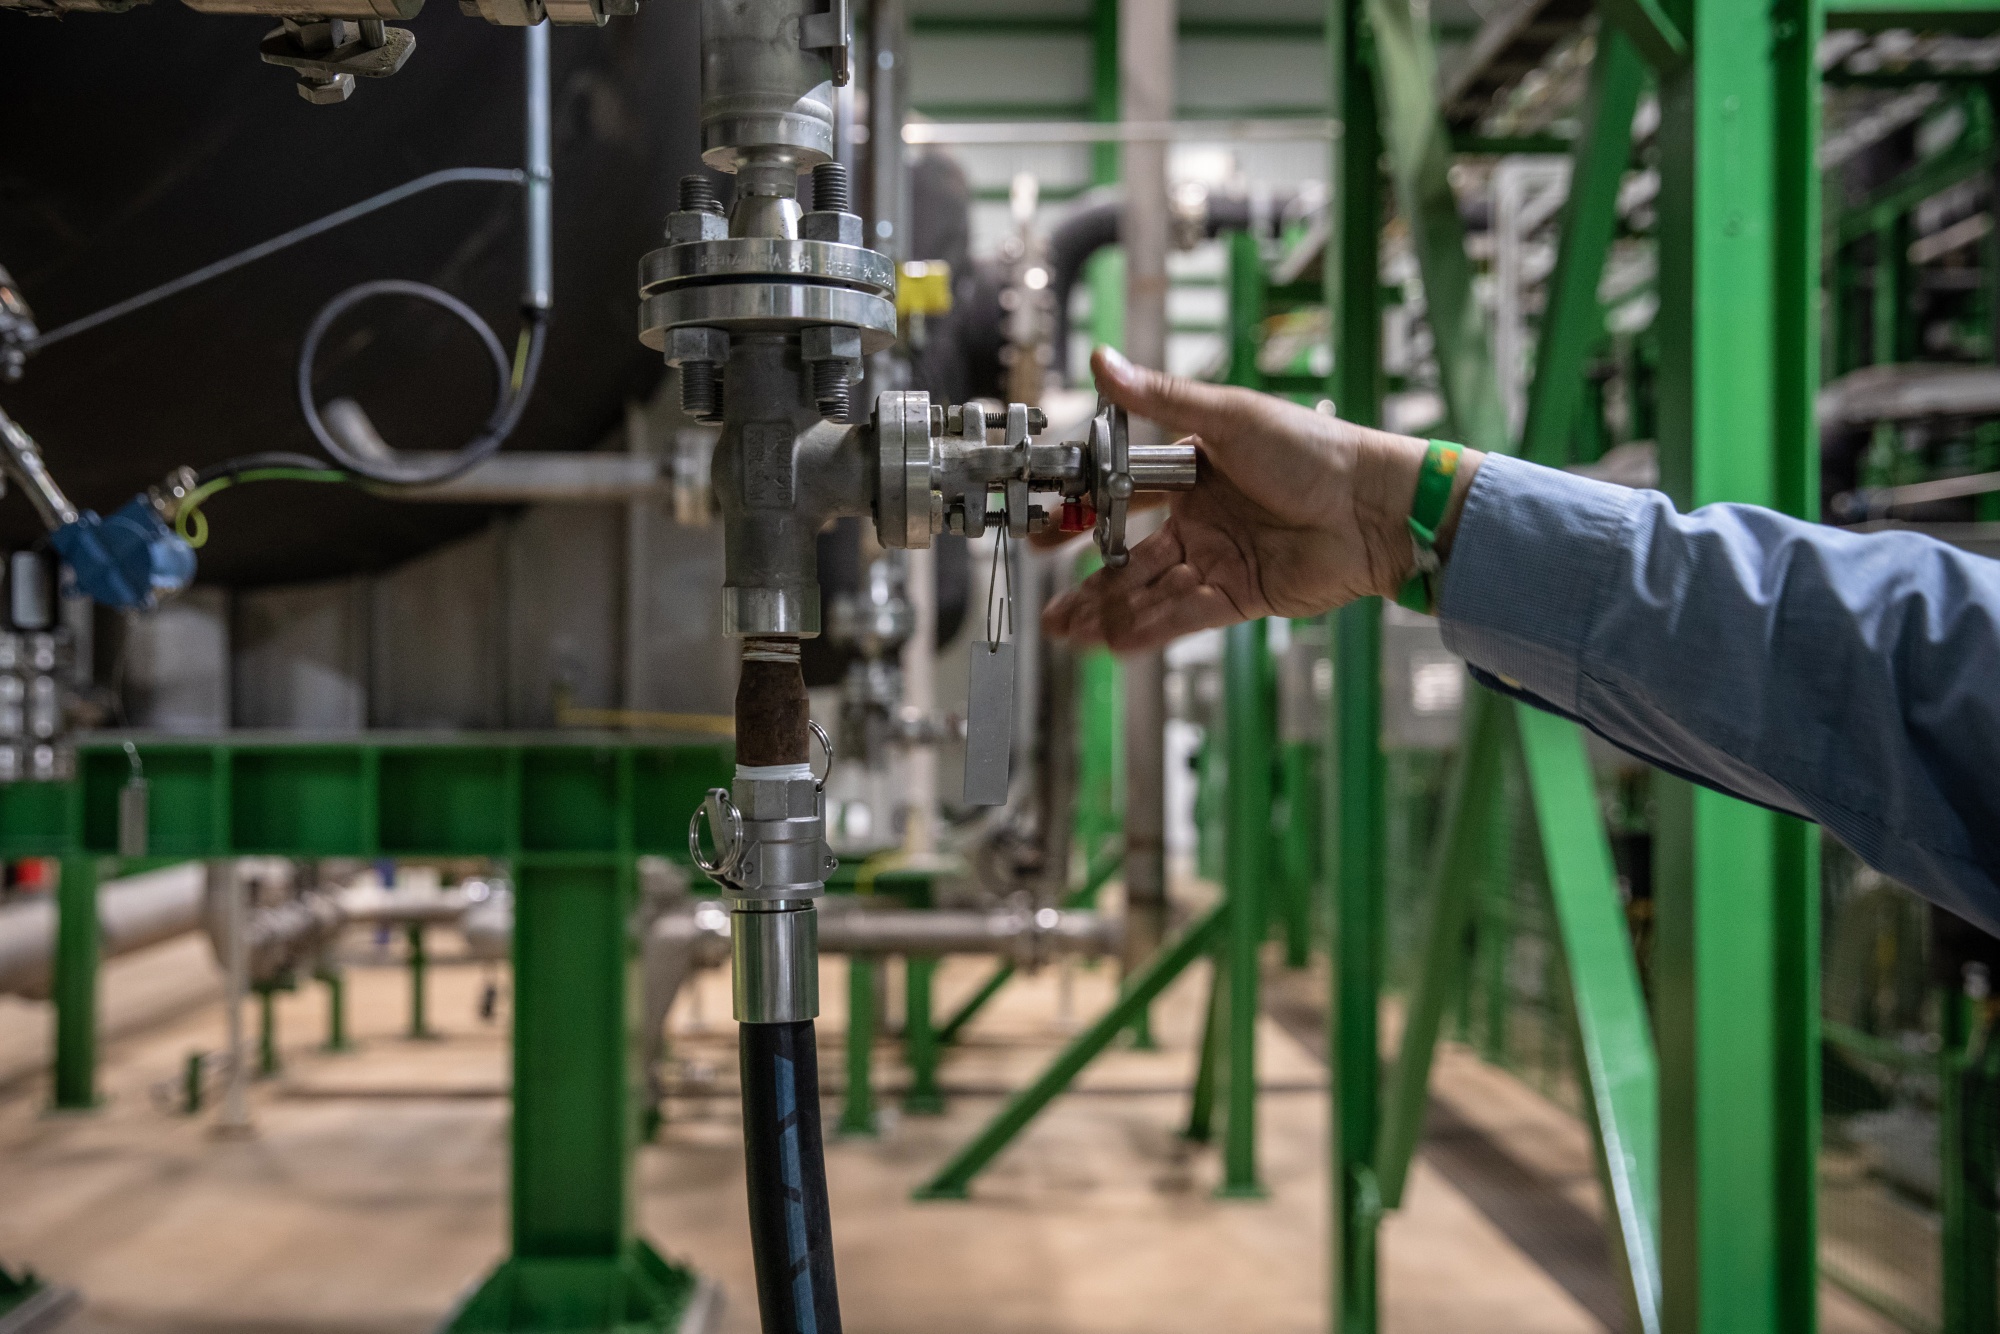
174,467 -> 348,549
739,1020 -> 844,1334
295,279 -> 548,486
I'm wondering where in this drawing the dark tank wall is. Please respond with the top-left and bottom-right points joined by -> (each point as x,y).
0,2 -> 702,586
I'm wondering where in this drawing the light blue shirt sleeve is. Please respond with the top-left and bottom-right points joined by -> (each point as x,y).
1436,452 -> 2000,934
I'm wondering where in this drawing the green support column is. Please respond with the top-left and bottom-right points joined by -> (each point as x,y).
841,957 -> 878,1137
406,922 -> 435,1040
1941,987 -> 1999,1334
1872,215 -> 1908,367
52,855 -> 99,1111
258,988 -> 281,1078
451,859 -> 698,1329
1277,738 -> 1318,968
1218,620 -> 1271,1199
1225,228 -> 1266,389
1653,3 -> 1822,1331
1327,0 -> 1385,1322
319,969 -> 351,1052
1184,956 -> 1225,1143
904,955 -> 945,1115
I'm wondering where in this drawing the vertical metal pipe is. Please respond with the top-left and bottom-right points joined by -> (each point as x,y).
866,0 -> 907,259
212,859 -> 252,1136
1118,0 -> 1173,995
523,22 -> 554,314
902,548 -> 937,856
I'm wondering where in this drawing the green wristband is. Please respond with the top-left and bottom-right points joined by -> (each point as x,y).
1407,438 -> 1464,551
1398,438 -> 1464,613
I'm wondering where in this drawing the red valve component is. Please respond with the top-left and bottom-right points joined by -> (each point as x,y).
1060,498 -> 1097,532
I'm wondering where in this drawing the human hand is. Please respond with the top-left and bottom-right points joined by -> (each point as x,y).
1041,347 -> 1481,653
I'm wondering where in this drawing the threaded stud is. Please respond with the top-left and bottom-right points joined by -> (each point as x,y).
679,174 -> 724,215
682,361 -> 723,423
812,360 -> 851,422
811,162 -> 851,215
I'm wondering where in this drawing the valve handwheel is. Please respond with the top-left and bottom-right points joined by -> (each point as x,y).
1089,401 -> 1135,567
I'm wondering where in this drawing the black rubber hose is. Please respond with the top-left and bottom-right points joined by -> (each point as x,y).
739,1020 -> 843,1334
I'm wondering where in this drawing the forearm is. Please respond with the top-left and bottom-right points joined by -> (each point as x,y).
1435,454 -> 2000,930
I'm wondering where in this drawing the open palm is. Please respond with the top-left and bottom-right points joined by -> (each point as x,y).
1043,347 -> 1429,653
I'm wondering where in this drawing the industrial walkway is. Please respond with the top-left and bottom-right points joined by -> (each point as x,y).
0,929 -> 1894,1334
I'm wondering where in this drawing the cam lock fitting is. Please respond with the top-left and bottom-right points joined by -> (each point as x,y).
689,724 -> 838,900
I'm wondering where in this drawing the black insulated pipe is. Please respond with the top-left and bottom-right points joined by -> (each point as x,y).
740,1020 -> 843,1334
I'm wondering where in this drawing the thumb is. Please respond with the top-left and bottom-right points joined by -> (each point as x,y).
1092,345 -> 1256,442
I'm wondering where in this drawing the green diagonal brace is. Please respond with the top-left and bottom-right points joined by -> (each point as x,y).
913,904 -> 1226,1199
1520,27 -> 1648,467
1373,688 -> 1507,1207
1365,10 -> 1663,1330
1518,705 -> 1661,1334
1367,0 -> 1509,453
1596,0 -> 1688,73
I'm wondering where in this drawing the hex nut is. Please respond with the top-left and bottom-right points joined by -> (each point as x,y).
664,325 -> 730,367
666,210 -> 731,244
297,73 -> 356,105
800,211 -> 865,246
800,325 -> 863,364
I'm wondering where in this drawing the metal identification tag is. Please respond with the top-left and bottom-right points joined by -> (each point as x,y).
963,641 -> 1015,805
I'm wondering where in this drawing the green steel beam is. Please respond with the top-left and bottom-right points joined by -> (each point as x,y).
1367,0 -> 1508,452
1940,988 -> 1999,1334
904,956 -> 945,1115
935,961 -> 1011,1048
1652,3 -> 1822,1331
841,957 -> 878,1136
1833,138 -> 1997,249
913,904 -> 1227,1200
1218,620 -> 1272,1199
1825,0 -> 2000,32
11,735 -> 726,1333
52,855 -> 98,1111
909,15 -> 1325,39
406,922 -> 436,1040
1278,739 -> 1319,968
1185,958 -> 1226,1144
1091,0 -> 1119,186
1518,705 -> 1662,1334
319,969 -> 351,1052
1327,0 -> 1385,1324
1597,0 -> 1689,72
1225,229 -> 1265,389
1520,28 -> 1647,467
1372,690 -> 1505,1210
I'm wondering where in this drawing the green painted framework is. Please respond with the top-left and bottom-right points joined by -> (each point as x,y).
0,733 -> 731,1334
1304,2 -> 1962,1332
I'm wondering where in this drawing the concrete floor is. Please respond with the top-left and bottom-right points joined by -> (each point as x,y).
0,929 -> 1897,1334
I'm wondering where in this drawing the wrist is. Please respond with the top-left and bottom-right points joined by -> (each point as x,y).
1353,428 -> 1483,599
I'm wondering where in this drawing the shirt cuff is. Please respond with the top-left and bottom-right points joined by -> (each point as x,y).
1434,452 -> 1641,714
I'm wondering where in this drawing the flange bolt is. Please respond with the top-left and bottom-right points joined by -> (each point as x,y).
812,360 -> 852,422
682,361 -> 724,424
679,174 -> 724,215
812,162 -> 851,215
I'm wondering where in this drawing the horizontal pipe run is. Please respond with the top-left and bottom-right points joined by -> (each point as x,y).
0,862 -> 206,998
902,117 -> 1338,145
